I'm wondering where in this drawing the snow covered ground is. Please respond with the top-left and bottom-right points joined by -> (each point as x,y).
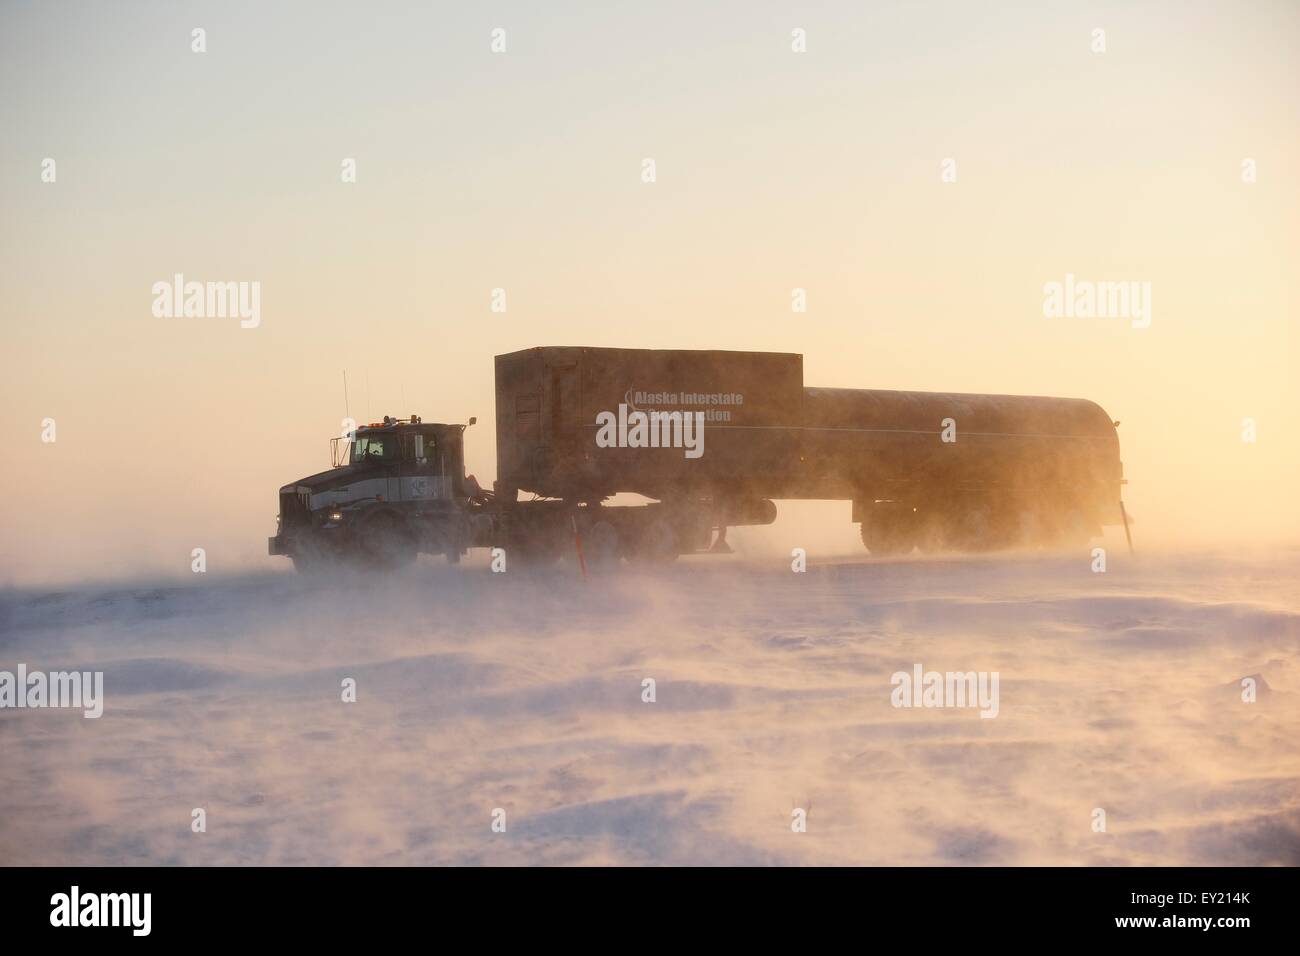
2,546 -> 1298,866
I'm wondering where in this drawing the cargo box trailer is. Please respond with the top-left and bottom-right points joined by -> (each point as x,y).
494,347 -> 805,503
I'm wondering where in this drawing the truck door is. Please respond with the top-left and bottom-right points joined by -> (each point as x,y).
389,433 -> 411,502
402,432 -> 450,502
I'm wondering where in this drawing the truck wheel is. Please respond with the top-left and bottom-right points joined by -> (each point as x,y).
290,536 -> 332,574
292,552 -> 327,574
358,513 -> 416,569
511,524 -> 565,567
518,546 -> 562,567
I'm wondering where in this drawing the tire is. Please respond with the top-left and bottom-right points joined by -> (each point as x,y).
292,552 -> 328,574
357,513 -> 416,569
628,517 -> 678,564
1014,508 -> 1048,549
947,503 -> 998,553
914,512 -> 947,554
289,535 -> 333,574
860,503 -> 916,557
511,523 -> 566,568
1051,506 -> 1092,549
584,520 -> 621,570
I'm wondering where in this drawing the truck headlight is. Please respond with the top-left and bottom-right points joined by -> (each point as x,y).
329,511 -> 343,523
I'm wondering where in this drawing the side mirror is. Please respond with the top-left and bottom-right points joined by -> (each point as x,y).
468,417 -> 477,427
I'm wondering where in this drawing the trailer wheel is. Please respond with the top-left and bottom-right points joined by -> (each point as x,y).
914,513 -> 947,554
860,504 -> 916,557
629,517 -> 678,564
947,503 -> 996,552
1014,508 -> 1049,549
1051,507 -> 1092,549
585,521 -> 621,570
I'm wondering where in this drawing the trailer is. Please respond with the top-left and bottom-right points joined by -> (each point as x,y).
268,347 -> 1125,570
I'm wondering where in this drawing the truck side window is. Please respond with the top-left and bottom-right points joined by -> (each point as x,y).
416,434 -> 436,466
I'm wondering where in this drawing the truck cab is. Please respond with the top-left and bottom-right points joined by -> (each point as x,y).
269,416 -> 480,570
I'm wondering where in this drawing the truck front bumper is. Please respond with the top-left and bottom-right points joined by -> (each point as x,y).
269,525 -> 350,557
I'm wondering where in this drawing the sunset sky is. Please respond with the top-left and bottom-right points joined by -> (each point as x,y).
2,0 -> 1296,584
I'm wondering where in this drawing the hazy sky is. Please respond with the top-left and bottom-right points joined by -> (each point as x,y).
2,0 -> 1296,584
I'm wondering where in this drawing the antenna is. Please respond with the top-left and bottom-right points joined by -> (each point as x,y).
343,371 -> 351,421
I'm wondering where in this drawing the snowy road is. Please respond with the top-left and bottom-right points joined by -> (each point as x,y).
2,548 -> 1297,865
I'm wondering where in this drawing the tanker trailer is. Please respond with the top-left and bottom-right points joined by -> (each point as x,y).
800,387 -> 1124,554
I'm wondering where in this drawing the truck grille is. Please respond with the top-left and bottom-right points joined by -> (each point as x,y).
279,489 -> 310,529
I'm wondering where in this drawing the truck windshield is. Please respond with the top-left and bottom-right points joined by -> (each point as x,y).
351,435 -> 392,463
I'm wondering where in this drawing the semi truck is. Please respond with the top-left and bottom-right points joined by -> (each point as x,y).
268,347 -> 1127,570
